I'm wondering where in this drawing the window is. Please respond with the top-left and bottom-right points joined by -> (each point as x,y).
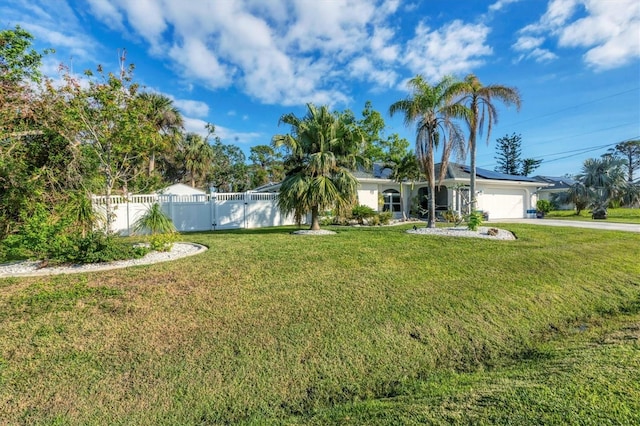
383,189 -> 401,212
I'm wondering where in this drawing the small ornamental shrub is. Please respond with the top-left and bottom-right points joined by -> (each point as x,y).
351,205 -> 376,225
149,232 -> 178,252
466,211 -> 483,231
133,203 -> 176,235
443,209 -> 463,225
536,199 -> 552,214
73,231 -> 149,263
369,215 -> 381,226
378,211 -> 393,225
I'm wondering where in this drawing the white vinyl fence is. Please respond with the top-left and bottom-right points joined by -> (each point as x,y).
92,192 -> 297,235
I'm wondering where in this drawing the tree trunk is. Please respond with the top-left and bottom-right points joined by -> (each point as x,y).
427,162 -> 436,228
148,151 -> 156,176
310,205 -> 321,230
469,105 -> 478,214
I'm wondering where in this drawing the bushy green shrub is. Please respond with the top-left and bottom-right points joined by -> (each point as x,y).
536,199 -> 552,214
378,211 -> 393,225
351,205 -> 376,224
72,231 -> 149,263
466,211 -> 483,231
0,203 -> 73,262
149,233 -> 178,252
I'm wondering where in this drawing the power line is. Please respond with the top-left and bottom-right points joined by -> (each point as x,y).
479,136 -> 640,168
501,87 -> 640,127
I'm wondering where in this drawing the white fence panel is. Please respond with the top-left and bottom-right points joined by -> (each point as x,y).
94,192 -> 298,235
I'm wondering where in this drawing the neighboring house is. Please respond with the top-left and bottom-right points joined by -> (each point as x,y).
354,163 -> 550,220
533,176 -> 577,210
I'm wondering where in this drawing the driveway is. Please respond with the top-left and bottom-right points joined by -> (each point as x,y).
490,218 -> 640,233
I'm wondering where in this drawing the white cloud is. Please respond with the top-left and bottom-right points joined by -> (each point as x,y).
78,0 -> 400,107
183,117 -> 210,137
173,99 -> 210,118
183,117 -> 261,145
349,57 -> 398,88
489,0 -> 522,12
404,20 -> 493,80
85,0 -> 125,31
513,36 -> 544,51
515,0 -> 640,70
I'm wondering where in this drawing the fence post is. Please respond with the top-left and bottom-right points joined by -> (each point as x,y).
126,195 -> 131,236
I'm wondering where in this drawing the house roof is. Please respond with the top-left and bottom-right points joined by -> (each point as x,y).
533,175 -> 577,189
158,183 -> 207,195
357,162 -> 540,183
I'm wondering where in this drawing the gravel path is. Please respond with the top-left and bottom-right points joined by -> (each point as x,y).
407,226 -> 516,240
0,242 -> 207,278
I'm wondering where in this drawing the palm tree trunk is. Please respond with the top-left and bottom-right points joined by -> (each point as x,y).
427,161 -> 436,228
469,104 -> 479,214
469,137 -> 476,214
310,205 -> 321,230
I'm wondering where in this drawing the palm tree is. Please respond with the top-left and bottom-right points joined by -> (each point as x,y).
450,74 -> 521,212
272,103 -> 368,230
138,92 -> 184,176
389,75 -> 467,228
183,133 -> 214,188
551,182 -> 593,215
383,151 -> 421,220
579,156 -> 627,217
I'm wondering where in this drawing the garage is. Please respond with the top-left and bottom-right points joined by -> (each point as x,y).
478,188 -> 526,219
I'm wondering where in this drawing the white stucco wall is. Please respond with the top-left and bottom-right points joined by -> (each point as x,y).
357,182 -> 380,211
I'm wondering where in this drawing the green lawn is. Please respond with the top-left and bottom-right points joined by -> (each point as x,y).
1,224 -> 638,424
546,207 -> 640,223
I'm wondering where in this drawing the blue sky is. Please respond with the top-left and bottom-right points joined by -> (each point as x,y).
4,0 -> 639,177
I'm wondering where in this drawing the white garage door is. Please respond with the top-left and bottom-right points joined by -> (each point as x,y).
480,189 -> 525,219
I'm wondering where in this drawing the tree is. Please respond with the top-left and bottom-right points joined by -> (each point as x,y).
183,132 -> 214,188
606,140 -> 640,183
494,133 -> 542,176
579,156 -> 627,216
208,139 -> 250,192
450,74 -> 521,211
138,92 -> 183,177
249,144 -> 284,188
273,103 -> 368,230
55,55 -> 161,229
551,182 -> 593,215
554,156 -> 629,217
521,158 -> 543,177
389,75 -> 467,228
383,151 -> 420,220
358,101 -> 410,163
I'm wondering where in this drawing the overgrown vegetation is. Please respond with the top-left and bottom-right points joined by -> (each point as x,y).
1,225 -> 638,424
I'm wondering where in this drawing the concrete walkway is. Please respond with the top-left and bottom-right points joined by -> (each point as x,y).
490,218 -> 640,233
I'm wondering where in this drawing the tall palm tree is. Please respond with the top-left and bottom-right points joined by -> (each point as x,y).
272,103 -> 368,230
183,133 -> 214,188
138,92 -> 184,176
389,75 -> 467,228
450,74 -> 521,212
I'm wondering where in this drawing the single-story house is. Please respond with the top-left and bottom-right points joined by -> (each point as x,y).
355,163 -> 551,220
533,176 -> 577,210
158,183 -> 207,196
